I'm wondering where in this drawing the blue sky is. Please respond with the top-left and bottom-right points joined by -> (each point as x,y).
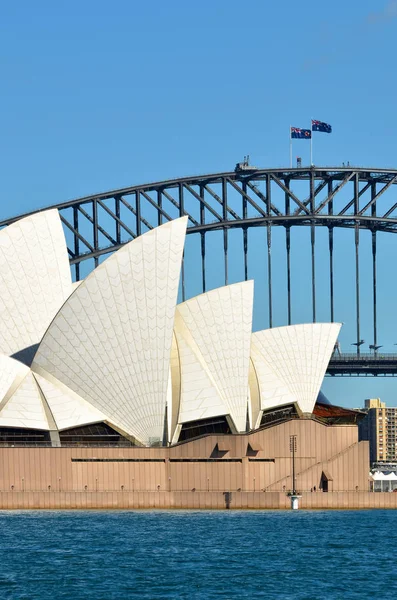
1,0 -> 397,407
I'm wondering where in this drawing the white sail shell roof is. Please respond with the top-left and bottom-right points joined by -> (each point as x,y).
32,217 -> 187,446
249,350 -> 296,412
0,372 -> 50,430
251,323 -> 341,415
175,281 -> 254,433
0,354 -> 29,403
0,207 -> 344,444
0,209 -> 72,365
174,314 -> 228,424
33,371 -> 107,431
0,354 -> 107,432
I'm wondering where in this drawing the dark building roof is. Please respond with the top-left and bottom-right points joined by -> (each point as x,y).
313,401 -> 365,425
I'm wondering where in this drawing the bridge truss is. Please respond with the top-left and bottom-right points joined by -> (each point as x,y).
3,166 -> 397,376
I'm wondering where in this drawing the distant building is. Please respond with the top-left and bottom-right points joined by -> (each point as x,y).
370,470 -> 397,492
360,399 -> 397,464
365,398 -> 385,409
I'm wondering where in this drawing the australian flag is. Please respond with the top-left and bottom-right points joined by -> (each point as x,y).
291,127 -> 311,139
312,120 -> 332,133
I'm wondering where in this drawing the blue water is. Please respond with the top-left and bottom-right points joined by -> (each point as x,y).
0,509 -> 395,599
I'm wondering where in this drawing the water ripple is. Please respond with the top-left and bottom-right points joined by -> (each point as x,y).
0,509 -> 395,599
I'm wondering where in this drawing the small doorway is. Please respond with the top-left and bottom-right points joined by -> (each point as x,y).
320,470 -> 333,492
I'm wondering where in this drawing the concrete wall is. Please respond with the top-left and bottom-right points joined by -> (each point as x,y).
0,491 -> 396,510
0,418 -> 374,508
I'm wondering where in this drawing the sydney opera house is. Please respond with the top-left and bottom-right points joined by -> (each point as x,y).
0,209 -> 375,508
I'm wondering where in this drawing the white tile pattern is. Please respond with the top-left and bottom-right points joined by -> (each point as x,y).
33,371 -> 107,431
175,282 -> 254,432
250,345 -> 296,412
174,312 -> 228,424
0,355 -> 29,403
0,372 -> 50,430
252,323 -> 341,414
0,209 -> 72,362
32,217 -> 187,445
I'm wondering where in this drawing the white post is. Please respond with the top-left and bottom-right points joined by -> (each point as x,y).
310,120 -> 313,166
290,126 -> 292,168
290,494 -> 302,509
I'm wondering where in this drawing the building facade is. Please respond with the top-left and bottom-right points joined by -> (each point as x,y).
0,417 -> 370,506
360,399 -> 397,464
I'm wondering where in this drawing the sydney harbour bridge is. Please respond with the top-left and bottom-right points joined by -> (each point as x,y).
3,165 -> 397,377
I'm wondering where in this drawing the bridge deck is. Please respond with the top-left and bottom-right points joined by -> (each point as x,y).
327,354 -> 397,376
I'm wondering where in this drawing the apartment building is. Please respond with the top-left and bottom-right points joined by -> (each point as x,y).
360,399 -> 397,464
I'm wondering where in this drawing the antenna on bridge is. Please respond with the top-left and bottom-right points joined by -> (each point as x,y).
235,156 -> 259,173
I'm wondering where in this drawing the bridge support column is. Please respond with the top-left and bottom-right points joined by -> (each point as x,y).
286,227 -> 291,325
372,231 -> 377,353
267,224 -> 272,329
311,224 -> 316,323
329,227 -> 334,323
355,224 -> 361,356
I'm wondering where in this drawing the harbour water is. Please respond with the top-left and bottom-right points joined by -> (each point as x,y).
0,509 -> 395,599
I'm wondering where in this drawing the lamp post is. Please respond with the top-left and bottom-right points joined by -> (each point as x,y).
289,435 -> 301,509
290,435 -> 297,494
369,344 -> 382,357
351,339 -> 365,356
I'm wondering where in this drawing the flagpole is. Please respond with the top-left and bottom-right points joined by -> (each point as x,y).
289,126 -> 292,168
310,119 -> 313,165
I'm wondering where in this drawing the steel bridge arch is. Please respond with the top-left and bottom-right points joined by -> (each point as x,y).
3,166 -> 397,372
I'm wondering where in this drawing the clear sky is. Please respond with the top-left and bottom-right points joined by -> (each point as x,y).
1,0 -> 397,408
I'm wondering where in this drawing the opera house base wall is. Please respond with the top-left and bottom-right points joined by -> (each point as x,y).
0,419 -> 380,509
0,491 -> 396,510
